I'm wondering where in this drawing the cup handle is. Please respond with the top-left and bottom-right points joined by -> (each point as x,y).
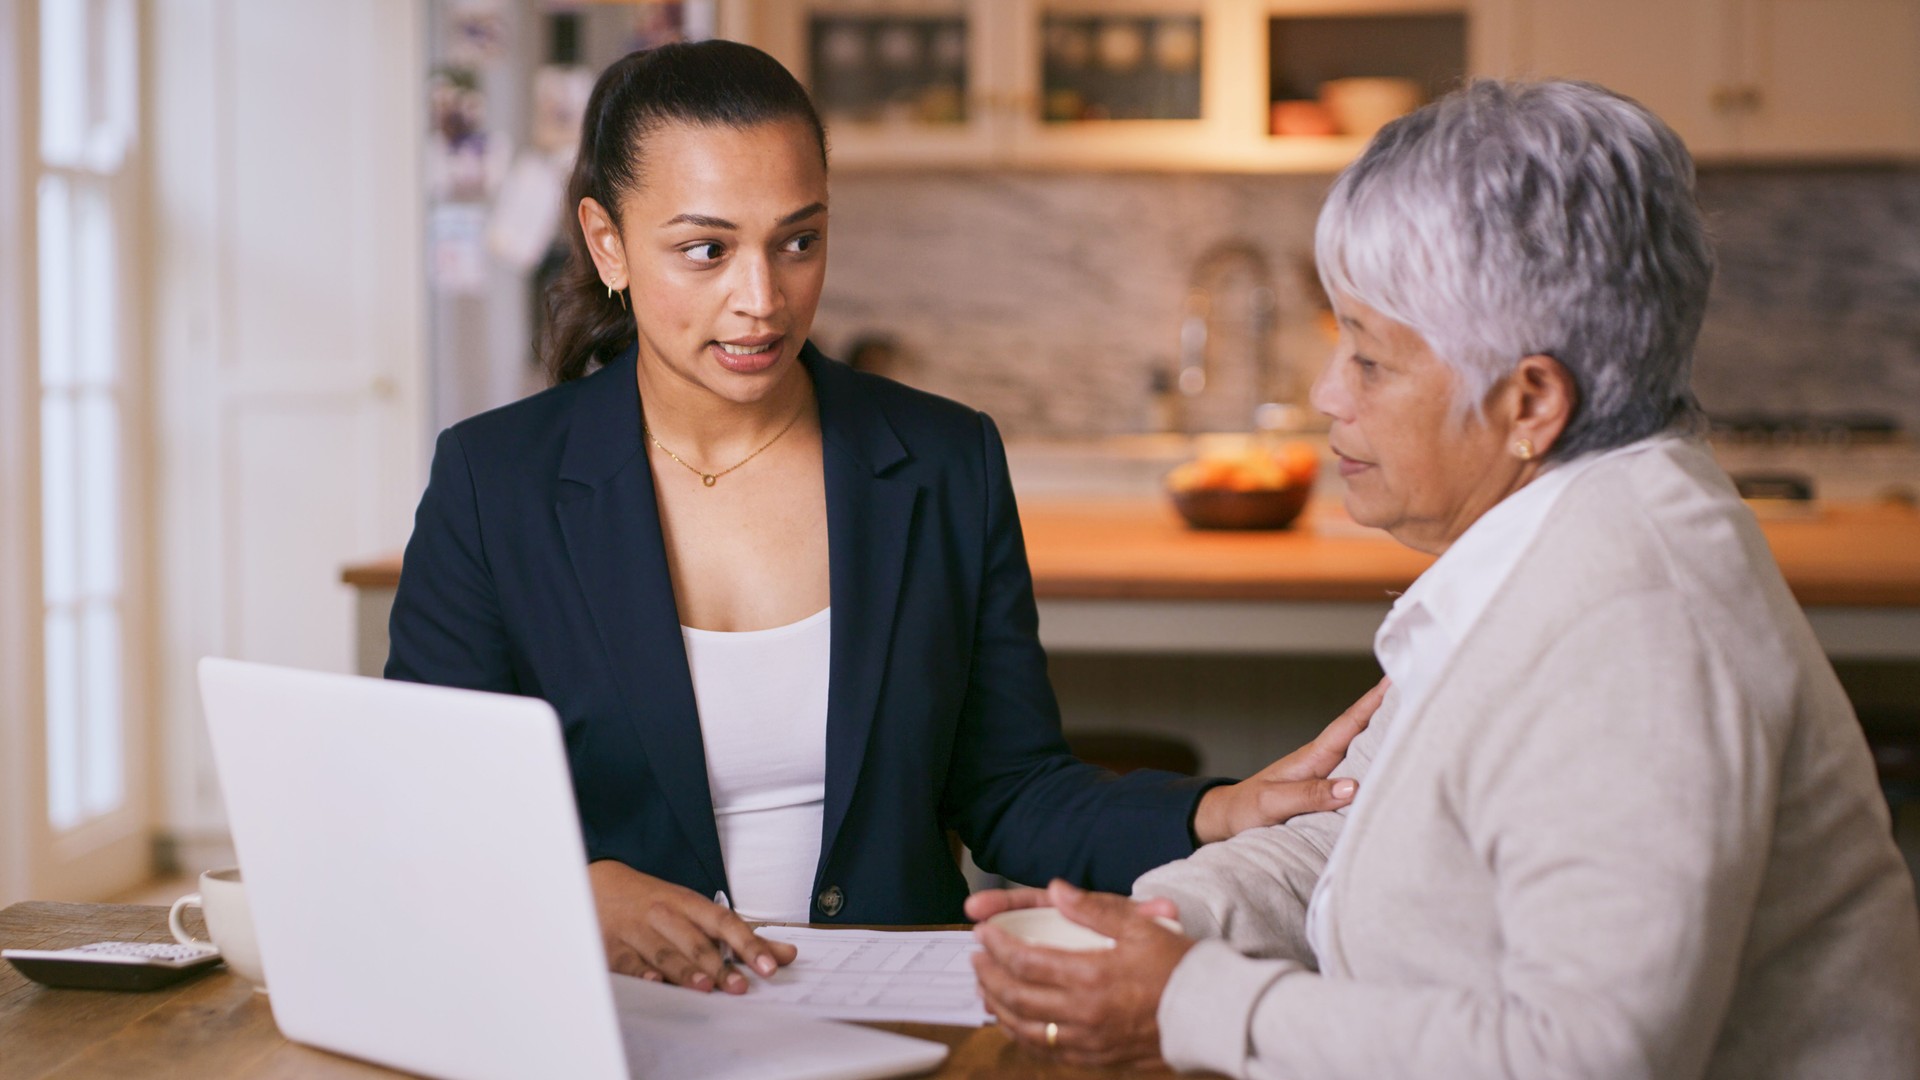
168,893 -> 208,946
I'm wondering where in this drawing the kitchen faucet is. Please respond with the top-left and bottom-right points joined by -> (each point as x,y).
1178,240 -> 1293,432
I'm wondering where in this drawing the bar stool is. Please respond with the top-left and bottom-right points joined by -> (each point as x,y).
1858,730 -> 1920,814
1863,723 -> 1920,826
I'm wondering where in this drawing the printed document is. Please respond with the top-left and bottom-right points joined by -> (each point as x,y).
734,927 -> 988,1026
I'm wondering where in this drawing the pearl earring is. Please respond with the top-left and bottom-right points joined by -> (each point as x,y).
1512,438 -> 1536,461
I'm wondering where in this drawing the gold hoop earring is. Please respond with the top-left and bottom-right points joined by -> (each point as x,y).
607,282 -> 627,311
1513,438 -> 1536,461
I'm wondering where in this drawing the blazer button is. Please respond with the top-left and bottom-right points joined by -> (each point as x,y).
817,885 -> 845,917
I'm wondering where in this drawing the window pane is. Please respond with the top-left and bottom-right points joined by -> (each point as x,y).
39,0 -> 87,166
77,391 -> 120,596
37,0 -> 137,838
92,0 -> 138,170
81,601 -> 124,817
40,393 -> 78,605
37,175 -> 74,388
46,607 -> 81,831
41,0 -> 134,171
74,180 -> 117,385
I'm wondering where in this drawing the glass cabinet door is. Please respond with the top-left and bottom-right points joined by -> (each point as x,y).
1006,0 -> 1235,168
754,0 -> 1005,167
733,0 -> 1487,172
1037,10 -> 1204,122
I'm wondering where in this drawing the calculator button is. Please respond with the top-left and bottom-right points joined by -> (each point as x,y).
72,941 -> 219,962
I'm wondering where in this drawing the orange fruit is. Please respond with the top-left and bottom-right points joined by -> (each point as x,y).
1171,447 -> 1312,493
1278,442 -> 1319,486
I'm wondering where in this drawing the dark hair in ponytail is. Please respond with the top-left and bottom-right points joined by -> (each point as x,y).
539,40 -> 828,384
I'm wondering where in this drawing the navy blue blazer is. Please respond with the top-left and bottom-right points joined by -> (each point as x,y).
386,343 -> 1221,923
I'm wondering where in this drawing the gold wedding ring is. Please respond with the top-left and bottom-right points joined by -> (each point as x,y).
1045,1021 -> 1059,1048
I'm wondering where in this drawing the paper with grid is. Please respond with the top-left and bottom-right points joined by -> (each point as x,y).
734,927 -> 988,1026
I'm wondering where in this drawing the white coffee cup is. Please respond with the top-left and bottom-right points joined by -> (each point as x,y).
169,867 -> 267,992
985,906 -> 1183,952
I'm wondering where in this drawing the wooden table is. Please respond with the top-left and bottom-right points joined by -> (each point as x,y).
1,902 -> 1165,1079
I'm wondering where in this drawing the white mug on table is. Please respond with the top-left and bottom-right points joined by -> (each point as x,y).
169,867 -> 267,992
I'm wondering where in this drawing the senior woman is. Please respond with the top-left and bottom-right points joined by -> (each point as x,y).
966,79 -> 1920,1078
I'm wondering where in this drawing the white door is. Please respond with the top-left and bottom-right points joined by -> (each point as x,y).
150,0 -> 428,839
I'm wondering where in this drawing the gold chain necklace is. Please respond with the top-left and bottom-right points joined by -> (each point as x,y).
643,406 -> 804,488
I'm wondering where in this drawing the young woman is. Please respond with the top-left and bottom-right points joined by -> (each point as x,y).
386,40 -> 1374,995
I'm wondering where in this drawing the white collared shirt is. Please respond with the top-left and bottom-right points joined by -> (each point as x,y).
1303,436 -> 1669,963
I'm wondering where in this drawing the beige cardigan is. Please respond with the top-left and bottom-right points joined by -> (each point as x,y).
1136,438 -> 1920,1080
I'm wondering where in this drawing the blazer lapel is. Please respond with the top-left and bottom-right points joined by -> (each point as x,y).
808,348 -> 920,871
554,347 -> 727,891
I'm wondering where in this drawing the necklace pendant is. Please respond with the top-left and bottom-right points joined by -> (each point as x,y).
701,474 -> 717,487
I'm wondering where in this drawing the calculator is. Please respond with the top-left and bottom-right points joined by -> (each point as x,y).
4,940 -> 224,991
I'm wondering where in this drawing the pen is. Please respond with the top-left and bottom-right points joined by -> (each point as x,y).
713,891 -> 736,967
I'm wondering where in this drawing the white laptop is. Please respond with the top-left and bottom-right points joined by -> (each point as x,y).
197,657 -> 948,1080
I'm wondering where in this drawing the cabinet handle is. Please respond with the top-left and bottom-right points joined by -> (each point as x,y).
1711,85 -> 1764,114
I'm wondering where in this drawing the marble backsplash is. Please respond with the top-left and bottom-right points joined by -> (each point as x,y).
812,165 -> 1920,439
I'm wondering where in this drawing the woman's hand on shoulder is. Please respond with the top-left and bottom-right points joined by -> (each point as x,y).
586,860 -> 798,993
1189,678 -> 1388,843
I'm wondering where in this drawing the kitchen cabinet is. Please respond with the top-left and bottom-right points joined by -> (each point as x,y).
1240,0 -> 1489,171
732,0 -> 1492,172
1489,0 -> 1731,154
739,0 -> 1237,169
726,0 -> 1918,170
1494,0 -> 1920,160
728,0 -> 1010,168
1002,0 -> 1231,169
1732,0 -> 1920,158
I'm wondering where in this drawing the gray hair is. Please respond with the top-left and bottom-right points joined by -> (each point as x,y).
1315,79 -> 1714,459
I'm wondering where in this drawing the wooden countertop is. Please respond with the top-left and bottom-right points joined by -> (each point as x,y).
343,497 -> 1920,608
1019,499 -> 1430,603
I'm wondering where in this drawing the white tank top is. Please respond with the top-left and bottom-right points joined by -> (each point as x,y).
680,607 -> 831,923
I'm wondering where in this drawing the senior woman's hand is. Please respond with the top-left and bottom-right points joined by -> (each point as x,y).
971,879 -> 1193,1068
1189,677 -> 1387,843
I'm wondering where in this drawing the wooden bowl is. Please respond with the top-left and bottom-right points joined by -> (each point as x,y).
1168,483 -> 1312,530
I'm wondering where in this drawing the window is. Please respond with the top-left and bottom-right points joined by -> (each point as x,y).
37,0 -> 139,836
